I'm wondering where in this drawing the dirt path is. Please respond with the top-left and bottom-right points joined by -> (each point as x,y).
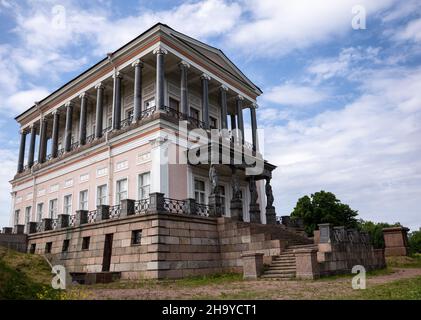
85,268 -> 421,300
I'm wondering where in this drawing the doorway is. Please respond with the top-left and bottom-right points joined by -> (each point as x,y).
102,233 -> 113,272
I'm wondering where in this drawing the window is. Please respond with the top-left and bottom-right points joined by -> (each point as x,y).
25,206 -> 31,225
62,239 -> 70,253
36,203 -> 43,222
210,116 -> 218,129
97,185 -> 108,206
49,199 -> 58,219
219,185 -> 226,215
63,195 -> 72,215
144,98 -> 155,109
126,108 -> 133,121
194,179 -> 206,204
169,97 -> 180,112
131,230 -> 142,245
14,210 -> 20,225
29,243 -> 36,254
116,179 -> 128,204
45,242 -> 52,254
79,190 -> 88,210
190,108 -> 200,120
138,172 -> 150,200
82,237 -> 90,250
107,117 -> 112,129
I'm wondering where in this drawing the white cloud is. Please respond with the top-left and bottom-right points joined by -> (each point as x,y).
0,148 -> 17,228
262,83 -> 328,106
262,67 -> 421,230
395,18 -> 421,43
6,88 -> 51,114
226,0 -> 397,57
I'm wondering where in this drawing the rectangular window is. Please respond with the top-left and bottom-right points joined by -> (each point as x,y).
194,179 -> 206,204
45,242 -> 52,254
97,185 -> 108,206
49,199 -> 58,219
169,97 -> 180,112
82,237 -> 90,250
210,116 -> 218,129
79,190 -> 88,210
63,195 -> 72,215
25,206 -> 31,225
190,108 -> 200,120
116,179 -> 128,204
36,203 -> 43,222
14,210 -> 20,225
62,239 -> 70,253
131,230 -> 142,245
29,243 -> 36,254
138,172 -> 150,200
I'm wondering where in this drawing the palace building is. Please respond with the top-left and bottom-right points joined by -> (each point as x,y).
4,24 -> 385,281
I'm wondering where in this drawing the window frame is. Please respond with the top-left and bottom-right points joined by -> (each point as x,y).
79,190 -> 88,211
137,172 -> 150,200
115,178 -> 128,205
63,194 -> 72,216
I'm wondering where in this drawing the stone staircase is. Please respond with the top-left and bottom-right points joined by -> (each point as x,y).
261,244 -> 318,279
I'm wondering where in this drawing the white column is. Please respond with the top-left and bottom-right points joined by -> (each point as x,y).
149,136 -> 169,196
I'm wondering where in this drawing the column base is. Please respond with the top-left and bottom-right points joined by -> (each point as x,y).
209,194 -> 223,217
265,207 -> 277,225
230,198 -> 243,221
249,204 -> 261,224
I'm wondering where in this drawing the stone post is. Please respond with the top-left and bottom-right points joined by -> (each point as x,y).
236,96 -> 245,141
75,210 -> 88,226
154,47 -> 167,110
51,110 -> 60,158
28,125 -> 36,168
241,253 -> 264,280
148,193 -> 165,213
319,223 -> 333,243
184,198 -> 197,215
79,92 -> 88,145
17,129 -> 27,173
120,199 -> 135,217
208,194 -> 222,217
14,224 -> 25,234
27,222 -> 38,234
294,248 -> 320,280
132,59 -> 144,123
64,101 -> 73,152
96,205 -> 110,222
201,73 -> 211,129
112,72 -> 122,130
95,83 -> 104,138
2,227 -> 12,234
383,227 -> 410,257
41,218 -> 53,232
58,214 -> 70,228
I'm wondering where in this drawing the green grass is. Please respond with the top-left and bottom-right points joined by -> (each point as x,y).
318,267 -> 394,281
348,276 -> 421,300
0,246 -> 62,300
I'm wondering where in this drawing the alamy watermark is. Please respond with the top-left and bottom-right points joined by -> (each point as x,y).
352,5 -> 366,30
351,265 -> 366,290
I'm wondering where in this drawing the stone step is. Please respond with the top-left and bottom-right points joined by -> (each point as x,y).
274,257 -> 295,262
261,274 -> 295,279
267,267 -> 296,272
271,261 -> 295,266
264,269 -> 296,275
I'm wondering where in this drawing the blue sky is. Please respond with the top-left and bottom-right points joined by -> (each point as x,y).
0,0 -> 420,230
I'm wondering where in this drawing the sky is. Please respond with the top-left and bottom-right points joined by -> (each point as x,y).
0,0 -> 420,231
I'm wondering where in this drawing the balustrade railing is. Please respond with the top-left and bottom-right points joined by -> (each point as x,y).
88,210 -> 97,223
86,134 -> 95,144
195,203 -> 210,217
69,214 -> 76,227
120,117 -> 133,128
109,205 -> 121,219
51,219 -> 59,230
135,199 -> 149,214
163,198 -> 186,214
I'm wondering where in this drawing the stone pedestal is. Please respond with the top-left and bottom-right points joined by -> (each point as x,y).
75,210 -> 88,226
149,193 -> 165,213
294,248 -> 320,280
383,227 -> 410,257
249,204 -> 261,224
96,205 -> 110,221
2,227 -> 12,234
41,219 -> 53,232
120,199 -> 135,217
14,225 -> 25,234
318,223 -> 333,243
208,194 -> 222,217
230,198 -> 243,221
184,199 -> 197,215
241,253 -> 264,280
58,214 -> 70,228
27,222 -> 38,234
265,207 -> 276,225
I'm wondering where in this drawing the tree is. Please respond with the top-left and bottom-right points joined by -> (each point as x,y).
291,190 -> 359,235
358,220 -> 401,249
409,229 -> 421,254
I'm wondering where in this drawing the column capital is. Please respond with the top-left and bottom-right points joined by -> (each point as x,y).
95,82 -> 105,90
250,102 -> 259,109
236,95 -> 244,101
65,101 -> 74,108
153,47 -> 168,55
112,71 -> 122,79
132,59 -> 144,68
219,84 -> 229,92
201,73 -> 211,81
179,60 -> 190,69
149,135 -> 168,149
52,109 -> 60,116
19,128 -> 27,135
79,92 -> 89,100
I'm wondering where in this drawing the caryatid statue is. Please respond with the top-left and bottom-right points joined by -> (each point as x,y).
265,179 -> 274,209
209,164 -> 219,195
